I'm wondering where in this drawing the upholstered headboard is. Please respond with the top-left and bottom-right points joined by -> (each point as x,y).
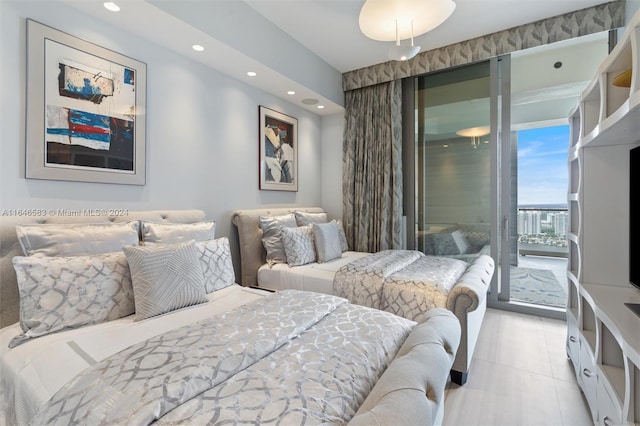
0,209 -> 206,328
231,207 -> 325,287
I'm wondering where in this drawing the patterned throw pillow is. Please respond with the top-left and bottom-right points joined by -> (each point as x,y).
293,211 -> 328,226
141,221 -> 216,244
335,220 -> 349,252
259,214 -> 297,265
197,238 -> 235,293
312,221 -> 343,263
123,240 -> 208,321
10,252 -> 134,348
280,225 -> 317,266
16,221 -> 140,257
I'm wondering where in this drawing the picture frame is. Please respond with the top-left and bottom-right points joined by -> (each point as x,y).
25,19 -> 147,185
259,106 -> 298,192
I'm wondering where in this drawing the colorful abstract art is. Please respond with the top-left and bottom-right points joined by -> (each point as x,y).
26,19 -> 146,185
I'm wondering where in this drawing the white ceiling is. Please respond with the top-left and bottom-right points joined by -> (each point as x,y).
64,0 -> 614,116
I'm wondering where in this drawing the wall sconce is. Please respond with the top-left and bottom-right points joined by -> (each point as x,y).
456,126 -> 490,148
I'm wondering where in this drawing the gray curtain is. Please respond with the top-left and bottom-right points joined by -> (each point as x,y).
343,80 -> 403,253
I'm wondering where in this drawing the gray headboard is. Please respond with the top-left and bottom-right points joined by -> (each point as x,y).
0,209 -> 206,328
231,207 -> 325,287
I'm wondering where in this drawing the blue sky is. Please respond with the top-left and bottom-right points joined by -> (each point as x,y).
517,125 -> 569,206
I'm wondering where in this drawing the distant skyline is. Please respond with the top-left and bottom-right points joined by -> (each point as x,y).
517,125 -> 569,206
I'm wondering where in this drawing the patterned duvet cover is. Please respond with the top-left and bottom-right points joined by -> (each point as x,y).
30,290 -> 415,425
334,250 -> 468,321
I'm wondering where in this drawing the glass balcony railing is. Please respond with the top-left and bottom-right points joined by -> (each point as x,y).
517,207 -> 568,258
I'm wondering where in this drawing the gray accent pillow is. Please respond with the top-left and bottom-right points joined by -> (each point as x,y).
293,211 -> 328,226
259,213 -> 297,265
9,252 -> 134,348
197,238 -> 235,293
433,230 -> 472,255
313,221 -> 343,263
336,220 -> 349,252
280,225 -> 317,266
16,221 -> 140,257
141,221 -> 216,244
123,240 -> 208,321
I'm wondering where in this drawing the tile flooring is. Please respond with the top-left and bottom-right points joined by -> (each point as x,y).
443,308 -> 592,425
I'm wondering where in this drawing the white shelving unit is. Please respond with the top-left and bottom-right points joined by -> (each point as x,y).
566,9 -> 640,426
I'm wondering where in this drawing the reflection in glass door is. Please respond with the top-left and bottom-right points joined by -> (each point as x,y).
411,61 -> 494,271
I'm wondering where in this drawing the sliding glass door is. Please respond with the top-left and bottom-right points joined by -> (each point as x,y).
414,62 -> 492,256
405,34 -> 609,318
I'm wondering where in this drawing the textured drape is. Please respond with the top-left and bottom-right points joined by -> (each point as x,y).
343,80 -> 403,253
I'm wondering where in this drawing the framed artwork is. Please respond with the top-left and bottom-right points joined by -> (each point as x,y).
25,19 -> 147,185
259,106 -> 298,191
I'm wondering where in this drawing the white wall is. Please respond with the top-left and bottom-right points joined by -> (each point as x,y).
320,113 -> 345,221
0,1 -> 344,272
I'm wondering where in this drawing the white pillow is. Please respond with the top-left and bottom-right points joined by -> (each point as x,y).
16,221 -> 140,257
280,225 -> 317,267
10,252 -> 134,348
141,221 -> 216,244
312,221 -> 343,263
293,210 -> 328,226
123,240 -> 208,321
197,238 -> 235,293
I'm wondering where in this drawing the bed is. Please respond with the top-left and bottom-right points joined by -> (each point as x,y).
232,207 -> 494,385
0,209 -> 460,425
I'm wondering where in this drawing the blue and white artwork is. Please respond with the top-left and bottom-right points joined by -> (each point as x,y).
44,41 -> 136,172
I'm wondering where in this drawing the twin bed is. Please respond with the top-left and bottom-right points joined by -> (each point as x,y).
232,207 -> 495,385
0,209 -> 460,425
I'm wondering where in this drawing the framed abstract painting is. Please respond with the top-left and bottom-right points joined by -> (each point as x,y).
259,106 -> 298,191
25,19 -> 147,185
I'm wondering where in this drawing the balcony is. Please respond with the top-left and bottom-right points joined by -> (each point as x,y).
512,207 -> 568,309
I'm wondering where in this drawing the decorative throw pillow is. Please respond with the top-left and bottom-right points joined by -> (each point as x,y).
432,232 -> 459,256
16,221 -> 140,257
259,213 -> 297,265
433,230 -> 473,256
197,238 -> 235,293
313,221 -> 343,263
9,252 -> 134,348
123,240 -> 208,321
335,220 -> 349,252
451,229 -> 473,254
293,211 -> 328,226
141,221 -> 216,244
280,225 -> 317,266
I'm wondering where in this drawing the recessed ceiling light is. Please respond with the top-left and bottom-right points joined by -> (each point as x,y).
247,71 -> 257,77
103,2 -> 120,12
192,44 -> 204,52
443,144 -> 449,148
287,91 -> 295,95
317,105 -> 325,109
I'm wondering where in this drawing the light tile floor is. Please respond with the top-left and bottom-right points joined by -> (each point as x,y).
443,308 -> 592,426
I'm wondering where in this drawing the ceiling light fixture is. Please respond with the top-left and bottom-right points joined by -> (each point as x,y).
456,126 -> 490,148
103,2 -> 120,12
247,71 -> 257,77
388,20 -> 420,61
359,0 -> 455,61
192,44 -> 204,52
